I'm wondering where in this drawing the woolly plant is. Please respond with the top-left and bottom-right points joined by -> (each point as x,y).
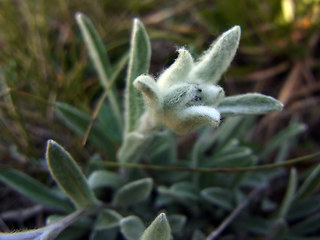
1,13 -> 319,240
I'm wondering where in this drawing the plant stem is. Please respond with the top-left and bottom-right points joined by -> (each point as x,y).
94,151 -> 320,173
0,204 -> 108,240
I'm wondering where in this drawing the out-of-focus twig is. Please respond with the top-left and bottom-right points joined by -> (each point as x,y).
206,184 -> 268,240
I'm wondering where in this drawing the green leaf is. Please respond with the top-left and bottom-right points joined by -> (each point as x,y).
288,196 -> 320,220
94,209 -> 122,230
170,182 -> 200,201
285,235 -> 320,240
90,228 -> 118,240
192,117 -> 246,167
46,140 -> 98,209
140,213 -> 171,240
167,214 -> 187,233
75,13 -> 112,83
295,163 -> 320,202
124,18 -> 151,134
189,26 -> 241,84
75,13 -> 122,125
201,187 -> 233,210
0,168 -> 72,212
242,169 -> 283,188
157,183 -> 200,214
54,102 -> 89,135
88,170 -> 122,189
120,215 -> 145,240
192,230 -> 206,240
261,199 -> 278,212
112,178 -> 153,207
266,218 -> 288,240
97,102 -> 122,142
277,168 -> 297,218
208,146 -> 253,168
234,216 -> 271,234
291,210 -> 320,235
217,93 -> 283,116
54,102 -> 116,155
260,123 -> 306,158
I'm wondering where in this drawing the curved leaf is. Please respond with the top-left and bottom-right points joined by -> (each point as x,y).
88,170 -> 122,189
120,215 -> 145,240
112,178 -> 153,207
201,187 -> 233,210
95,209 -> 122,230
0,168 -> 72,211
167,214 -> 187,233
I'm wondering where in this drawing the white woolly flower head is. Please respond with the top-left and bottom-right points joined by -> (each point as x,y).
133,25 -> 283,134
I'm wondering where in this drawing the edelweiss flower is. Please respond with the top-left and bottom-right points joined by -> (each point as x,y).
133,26 -> 283,134
133,26 -> 237,134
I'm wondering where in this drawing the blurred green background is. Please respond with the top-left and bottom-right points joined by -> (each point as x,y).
0,0 -> 319,228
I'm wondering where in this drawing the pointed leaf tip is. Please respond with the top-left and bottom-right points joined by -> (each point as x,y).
190,25 -> 241,84
217,93 -> 283,117
75,12 -> 82,20
133,17 -> 141,25
222,25 -> 241,42
141,213 -> 171,240
157,47 -> 194,89
230,25 -> 241,34
75,12 -> 122,125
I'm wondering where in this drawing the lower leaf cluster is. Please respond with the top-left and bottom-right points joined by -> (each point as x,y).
1,117 -> 319,240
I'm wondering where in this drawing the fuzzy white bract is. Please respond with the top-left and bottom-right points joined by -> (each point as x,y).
134,26 -> 241,134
